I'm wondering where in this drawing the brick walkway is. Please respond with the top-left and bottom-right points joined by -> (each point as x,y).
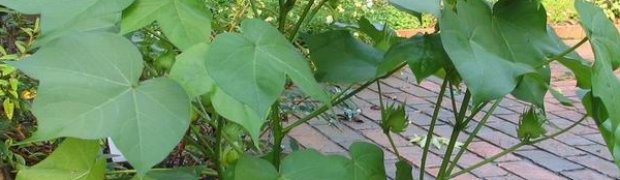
284,42 -> 620,179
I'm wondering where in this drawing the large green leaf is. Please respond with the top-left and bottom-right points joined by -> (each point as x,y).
225,156 -> 279,180
388,0 -> 441,18
357,17 -> 401,51
280,150 -> 350,180
16,138 -> 105,180
576,0 -> 620,168
308,30 -> 385,83
169,43 -> 214,98
122,0 -> 212,50
227,142 -> 385,180
381,34 -> 449,83
206,19 -> 328,119
0,0 -> 133,45
347,142 -> 386,180
12,32 -> 191,174
439,0 -> 573,105
169,43 -> 267,143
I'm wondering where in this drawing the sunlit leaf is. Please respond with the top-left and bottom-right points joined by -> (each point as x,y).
576,0 -> 620,169
308,30 -> 385,83
0,0 -> 133,45
206,19 -> 328,119
16,138 -> 105,180
122,0 -> 213,50
12,32 -> 191,174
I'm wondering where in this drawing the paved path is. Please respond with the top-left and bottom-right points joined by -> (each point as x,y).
284,42 -> 619,179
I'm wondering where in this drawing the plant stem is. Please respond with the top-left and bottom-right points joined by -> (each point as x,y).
248,0 -> 259,16
437,90 -> 471,178
288,0 -> 315,41
271,102 -> 284,169
546,37 -> 588,64
304,0 -> 329,25
214,115 -> 224,176
445,98 -> 501,176
450,114 -> 588,178
419,77 -> 450,180
377,81 -> 402,158
282,63 -> 407,133
448,81 -> 460,118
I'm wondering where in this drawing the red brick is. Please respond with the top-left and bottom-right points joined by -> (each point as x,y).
397,146 -> 443,168
457,153 -> 509,178
361,129 -> 411,148
468,141 -> 521,162
288,123 -> 346,153
534,138 -> 587,157
428,167 -> 478,180
575,144 -> 614,161
561,169 -> 612,180
499,161 -> 566,180
567,155 -> 620,177
514,150 -> 583,172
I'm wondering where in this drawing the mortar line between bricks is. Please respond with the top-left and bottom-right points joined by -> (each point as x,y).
366,79 -> 614,178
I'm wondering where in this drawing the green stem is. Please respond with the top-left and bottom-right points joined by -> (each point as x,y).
448,82 -> 460,119
419,77 -> 450,180
546,37 -> 588,64
450,114 -> 588,178
288,0 -> 315,41
215,116 -> 224,176
437,90 -> 471,178
304,0 -> 329,25
190,125 -> 216,156
445,98 -> 501,176
271,102 -> 284,169
377,81 -> 402,158
248,0 -> 259,16
282,63 -> 407,133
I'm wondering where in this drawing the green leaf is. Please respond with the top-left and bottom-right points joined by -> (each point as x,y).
225,156 -> 279,180
169,43 -> 265,145
511,70 -> 550,107
575,0 -> 620,69
211,89 -> 264,144
0,0 -> 134,45
16,138 -> 105,180
549,88 -> 574,106
388,0 -> 441,18
122,0 -> 213,50
347,142 -> 386,180
132,166 -> 207,180
12,32 -> 191,174
556,57 -> 592,89
237,142 -> 387,180
576,0 -> 620,169
308,30 -> 385,83
357,17 -> 400,51
280,150 -> 350,180
380,103 -> 409,133
395,160 -> 413,180
206,19 -> 328,119
517,107 -> 546,142
169,43 -> 214,98
381,34 -> 449,83
439,0 -> 573,105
